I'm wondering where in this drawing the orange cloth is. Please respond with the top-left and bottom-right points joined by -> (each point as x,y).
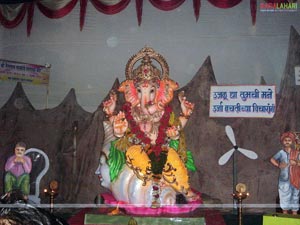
289,149 -> 300,189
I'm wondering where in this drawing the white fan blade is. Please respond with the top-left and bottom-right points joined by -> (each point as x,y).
225,125 -> 236,146
218,148 -> 235,165
237,148 -> 258,160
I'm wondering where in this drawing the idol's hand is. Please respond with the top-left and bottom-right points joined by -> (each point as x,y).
146,130 -> 158,145
166,126 -> 180,140
103,91 -> 117,117
179,91 -> 194,119
113,111 -> 128,138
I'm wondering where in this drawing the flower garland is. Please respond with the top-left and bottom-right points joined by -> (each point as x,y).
122,102 -> 172,158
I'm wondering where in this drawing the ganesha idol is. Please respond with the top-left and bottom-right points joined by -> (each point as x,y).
95,47 -> 201,215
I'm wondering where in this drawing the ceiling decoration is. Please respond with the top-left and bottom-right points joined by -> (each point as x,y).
1,0 -> 287,37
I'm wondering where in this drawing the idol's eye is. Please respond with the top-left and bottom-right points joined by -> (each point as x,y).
137,88 -> 141,93
150,88 -> 155,93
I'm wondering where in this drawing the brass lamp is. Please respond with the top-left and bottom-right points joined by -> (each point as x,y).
232,183 -> 249,225
44,180 -> 59,213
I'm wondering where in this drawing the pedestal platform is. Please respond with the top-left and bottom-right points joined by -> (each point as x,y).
67,208 -> 225,225
100,192 -> 202,215
84,214 -> 205,225
68,193 -> 225,225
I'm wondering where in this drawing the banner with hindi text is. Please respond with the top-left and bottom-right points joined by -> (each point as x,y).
209,85 -> 276,118
0,59 -> 50,86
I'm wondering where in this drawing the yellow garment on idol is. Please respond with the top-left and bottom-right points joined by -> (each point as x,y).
125,145 -> 190,193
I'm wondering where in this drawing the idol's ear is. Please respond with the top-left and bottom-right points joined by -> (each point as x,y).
155,78 -> 179,107
118,80 -> 139,107
166,78 -> 179,91
118,79 -> 132,92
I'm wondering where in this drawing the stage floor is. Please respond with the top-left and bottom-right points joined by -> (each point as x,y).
68,208 -> 227,225
65,207 -> 269,225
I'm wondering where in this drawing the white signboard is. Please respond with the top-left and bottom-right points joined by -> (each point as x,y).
209,85 -> 276,118
295,66 -> 300,85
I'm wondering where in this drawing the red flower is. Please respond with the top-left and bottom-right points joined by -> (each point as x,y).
123,103 -> 172,160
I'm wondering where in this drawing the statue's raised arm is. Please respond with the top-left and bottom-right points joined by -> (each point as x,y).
103,91 -> 117,123
178,91 -> 195,128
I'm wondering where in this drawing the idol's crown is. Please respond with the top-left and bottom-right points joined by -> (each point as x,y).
132,54 -> 161,81
125,46 -> 169,81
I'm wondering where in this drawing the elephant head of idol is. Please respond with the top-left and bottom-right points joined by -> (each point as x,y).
118,47 -> 179,120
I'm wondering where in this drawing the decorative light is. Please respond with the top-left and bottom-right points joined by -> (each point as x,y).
44,180 -> 59,213
232,183 -> 249,225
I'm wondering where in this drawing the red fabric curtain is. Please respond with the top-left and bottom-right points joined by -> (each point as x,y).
0,3 -> 27,28
27,2 -> 34,36
136,0 -> 143,26
193,0 -> 200,22
90,0 -> 130,15
37,0 -> 78,19
250,0 -> 256,25
149,0 -> 185,11
0,0 -> 258,35
80,0 -> 88,31
207,0 -> 242,8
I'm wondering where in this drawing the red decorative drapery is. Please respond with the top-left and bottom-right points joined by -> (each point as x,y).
37,0 -> 78,19
80,0 -> 88,31
0,0 -> 257,36
27,2 -> 34,36
193,0 -> 201,22
250,0 -> 256,25
90,0 -> 130,14
149,0 -> 185,11
0,3 -> 27,28
136,0 -> 143,26
207,0 -> 242,8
